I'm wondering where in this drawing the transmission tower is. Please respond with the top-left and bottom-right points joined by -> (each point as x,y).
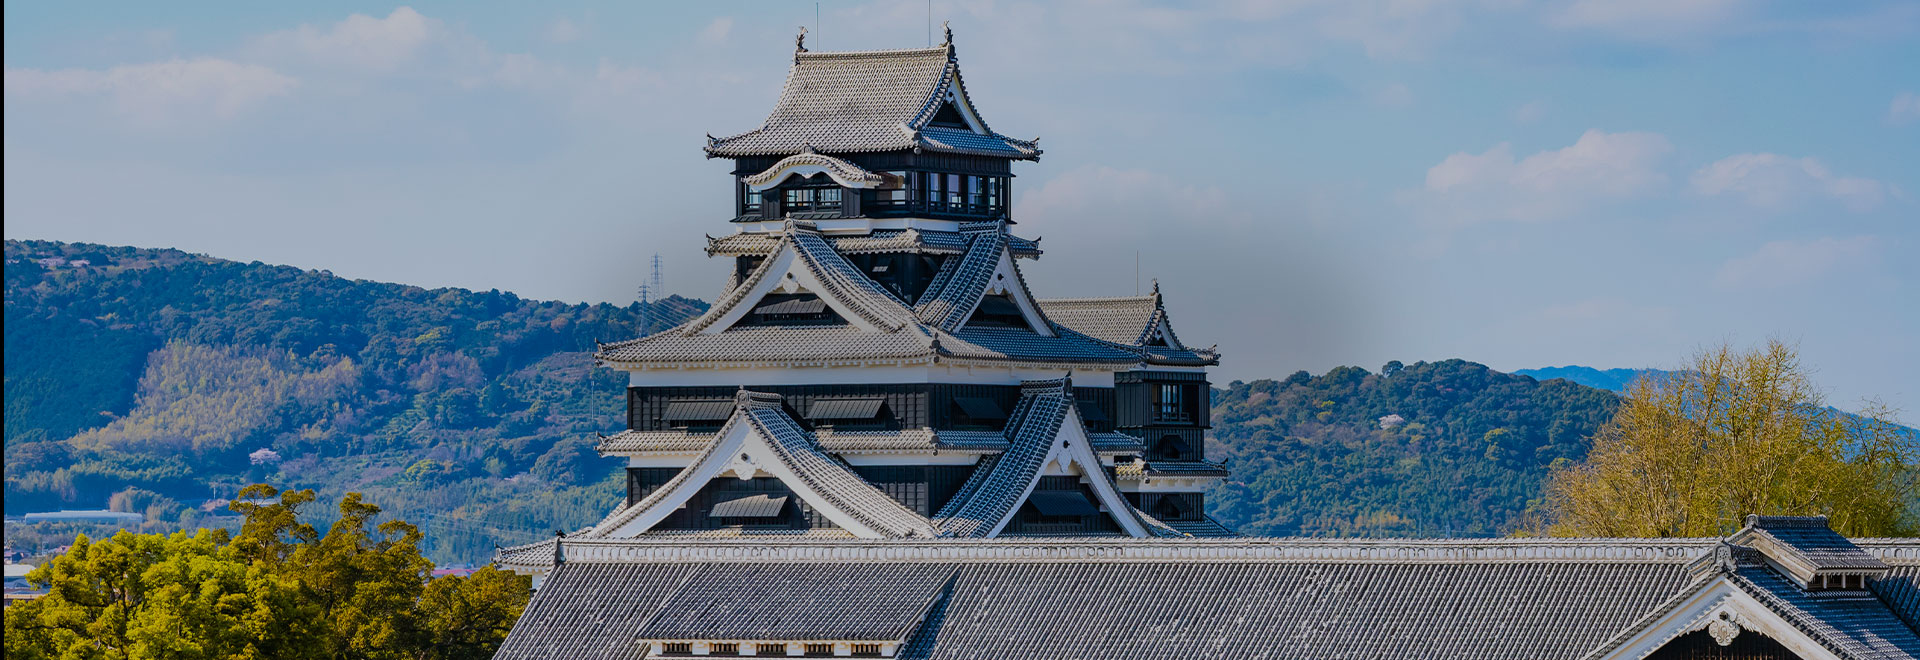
637,254 -> 664,333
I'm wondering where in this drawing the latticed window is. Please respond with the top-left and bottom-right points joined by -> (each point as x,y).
804,643 -> 834,656
661,642 -> 692,654
757,643 -> 787,655
851,643 -> 884,657
1155,384 -> 1188,422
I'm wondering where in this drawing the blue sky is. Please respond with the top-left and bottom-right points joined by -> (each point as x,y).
5,1 -> 1917,415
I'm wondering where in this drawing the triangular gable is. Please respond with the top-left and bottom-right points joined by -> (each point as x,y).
1584,573 -> 1851,660
916,228 -> 1055,336
934,379 -> 1145,538
589,391 -> 933,539
690,225 -> 914,335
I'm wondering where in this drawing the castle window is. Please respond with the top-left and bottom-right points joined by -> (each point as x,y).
804,643 -> 834,656
738,294 -> 845,326
711,642 -> 740,655
952,396 -> 1006,430
1155,494 -> 1192,521
851,643 -> 884,657
1153,435 -> 1189,460
662,399 -> 734,431
757,644 -> 786,655
808,397 -> 893,430
946,173 -> 964,208
662,642 -> 692,655
1154,384 -> 1190,423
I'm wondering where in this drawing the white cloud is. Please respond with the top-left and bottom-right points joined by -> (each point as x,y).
1714,236 -> 1877,289
1412,129 -> 1672,224
1375,82 -> 1414,106
4,58 -> 296,122
1514,99 -> 1547,123
1691,153 -> 1887,212
250,7 -> 443,72
546,17 -> 586,44
1552,0 -> 1744,36
1540,297 -> 1674,324
697,17 -> 734,46
1016,166 -> 1240,239
1891,91 -> 1920,125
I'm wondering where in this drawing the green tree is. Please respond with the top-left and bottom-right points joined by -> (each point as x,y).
3,485 -> 533,660
1545,340 -> 1919,537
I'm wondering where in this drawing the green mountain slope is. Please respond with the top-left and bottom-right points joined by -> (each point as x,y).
1206,361 -> 1621,537
4,240 -> 705,563
6,240 -> 1638,560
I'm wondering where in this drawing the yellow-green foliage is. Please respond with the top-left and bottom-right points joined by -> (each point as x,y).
71,342 -> 359,456
1545,340 -> 1919,538
2,485 -> 532,660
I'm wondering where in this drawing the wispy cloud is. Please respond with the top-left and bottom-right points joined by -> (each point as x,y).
248,7 -> 446,72
4,58 -> 296,123
1891,91 -> 1920,125
1410,129 -> 1672,225
1714,236 -> 1878,289
1692,153 -> 1888,212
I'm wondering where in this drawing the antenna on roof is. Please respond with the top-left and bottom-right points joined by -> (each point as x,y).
927,0 -> 932,46
816,2 -> 821,49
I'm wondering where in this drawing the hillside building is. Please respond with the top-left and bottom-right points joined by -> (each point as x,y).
494,31 -> 1918,659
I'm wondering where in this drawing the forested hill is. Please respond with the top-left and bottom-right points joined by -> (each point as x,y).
1206,361 -> 1622,537
6,239 -> 1633,562
4,240 -> 706,562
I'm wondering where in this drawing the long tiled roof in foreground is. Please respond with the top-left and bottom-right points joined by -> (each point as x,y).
494,536 -> 1920,660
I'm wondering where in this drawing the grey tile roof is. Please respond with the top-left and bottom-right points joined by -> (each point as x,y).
1728,564 -> 1920,658
913,227 -> 1010,331
1115,459 -> 1233,478
492,563 -> 699,660
707,228 -> 1041,259
739,149 -> 886,189
1160,515 -> 1239,538
585,391 -> 934,539
1035,295 -> 1161,345
500,541 -> 1793,660
635,563 -> 954,642
1037,285 -> 1220,366
1739,514 -> 1892,572
934,378 -> 1144,538
599,223 -> 1143,369
1873,565 -> 1920,630
704,44 -> 1039,160
599,427 -> 1013,456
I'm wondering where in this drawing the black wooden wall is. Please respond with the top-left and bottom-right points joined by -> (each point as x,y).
628,384 -> 1117,433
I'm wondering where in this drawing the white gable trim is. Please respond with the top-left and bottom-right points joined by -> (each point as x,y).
1590,576 -> 1841,660
943,85 -> 990,135
699,245 -> 884,334
983,405 -> 1148,538
957,247 -> 1056,337
601,415 -> 917,539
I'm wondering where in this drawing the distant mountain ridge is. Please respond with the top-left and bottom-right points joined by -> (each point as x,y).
1514,366 -> 1675,393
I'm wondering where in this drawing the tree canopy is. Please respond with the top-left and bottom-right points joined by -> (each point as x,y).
2,485 -> 532,660
1544,340 -> 1919,537
1207,359 -> 1621,536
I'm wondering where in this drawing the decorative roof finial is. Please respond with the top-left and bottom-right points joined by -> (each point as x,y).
943,21 -> 952,45
796,26 -> 808,53
1150,278 -> 1161,296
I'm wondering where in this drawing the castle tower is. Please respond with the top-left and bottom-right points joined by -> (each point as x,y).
573,31 -> 1228,541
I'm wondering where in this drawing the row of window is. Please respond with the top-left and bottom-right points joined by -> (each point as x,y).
738,171 -> 1009,217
